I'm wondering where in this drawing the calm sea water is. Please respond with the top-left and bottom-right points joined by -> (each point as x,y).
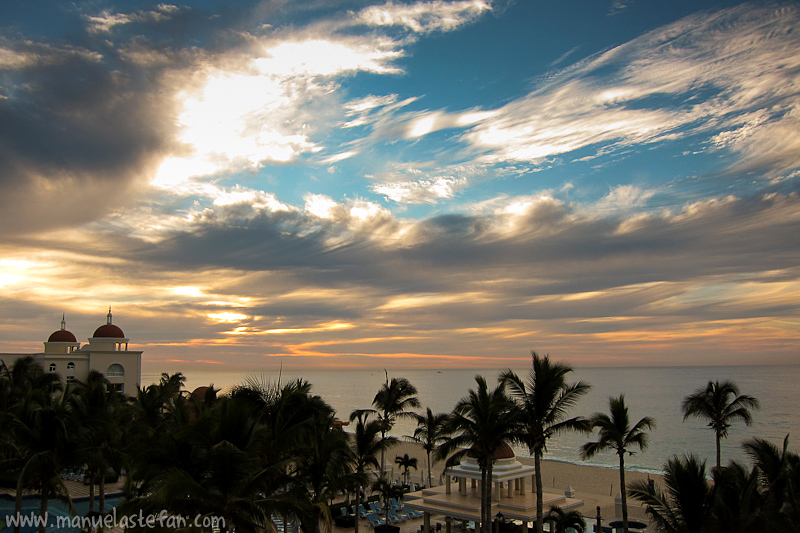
142,365 -> 800,475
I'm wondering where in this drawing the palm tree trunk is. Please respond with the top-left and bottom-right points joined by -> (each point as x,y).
14,473 -> 24,533
426,450 -> 432,487
715,433 -> 721,471
38,487 -> 48,533
481,459 -> 492,533
99,474 -> 106,533
618,453 -> 628,533
534,450 -> 544,533
380,430 -> 387,479
353,487 -> 360,533
88,475 -> 96,533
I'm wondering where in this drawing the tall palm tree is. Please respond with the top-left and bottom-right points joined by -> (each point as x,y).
407,407 -> 450,487
581,395 -> 655,533
348,411 -> 395,533
394,453 -> 418,485
371,376 -> 420,478
500,353 -> 590,533
681,380 -> 759,470
439,376 -> 518,533
628,454 -> 714,533
70,370 -> 129,518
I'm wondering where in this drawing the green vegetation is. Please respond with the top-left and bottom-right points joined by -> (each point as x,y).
1,356 -> 797,533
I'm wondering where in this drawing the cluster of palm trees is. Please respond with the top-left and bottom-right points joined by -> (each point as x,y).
2,354 -> 798,533
626,381 -> 799,533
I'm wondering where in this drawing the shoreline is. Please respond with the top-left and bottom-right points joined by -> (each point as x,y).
391,440 -> 660,522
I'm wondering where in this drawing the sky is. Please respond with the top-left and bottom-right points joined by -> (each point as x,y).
0,0 -> 798,374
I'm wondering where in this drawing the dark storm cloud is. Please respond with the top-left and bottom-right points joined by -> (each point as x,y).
109,185 -> 800,325
0,0 -> 289,236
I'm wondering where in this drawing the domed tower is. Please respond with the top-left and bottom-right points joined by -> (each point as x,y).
88,307 -> 130,351
43,314 -> 80,354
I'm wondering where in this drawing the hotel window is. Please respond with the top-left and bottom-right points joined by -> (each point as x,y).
106,364 -> 125,377
66,361 -> 76,384
49,363 -> 57,372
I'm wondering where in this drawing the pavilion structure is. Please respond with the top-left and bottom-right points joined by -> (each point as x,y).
404,443 -> 583,533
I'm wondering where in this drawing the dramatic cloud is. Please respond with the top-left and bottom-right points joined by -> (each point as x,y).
0,0 -> 798,372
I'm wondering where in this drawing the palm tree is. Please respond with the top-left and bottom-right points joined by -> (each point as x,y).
126,395 -> 300,533
439,376 -> 518,533
681,380 -> 759,470
70,370 -> 129,518
742,435 -> 800,530
500,353 -> 590,533
407,408 -> 450,487
581,395 -> 655,533
369,375 -> 420,478
371,478 -> 405,523
11,391 -> 77,533
293,415 -> 355,533
394,453 -> 418,485
348,411 -> 396,533
710,460 -> 762,533
628,454 -> 714,533
544,505 -> 586,533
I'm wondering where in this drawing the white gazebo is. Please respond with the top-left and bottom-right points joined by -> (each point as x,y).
405,443 -> 583,533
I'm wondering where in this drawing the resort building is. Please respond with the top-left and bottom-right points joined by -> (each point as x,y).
0,309 -> 142,395
404,443 -> 583,533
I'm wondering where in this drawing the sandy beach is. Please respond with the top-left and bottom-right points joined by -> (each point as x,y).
388,440 -> 660,524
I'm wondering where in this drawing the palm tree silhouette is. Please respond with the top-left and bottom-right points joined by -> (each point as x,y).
500,353 -> 590,533
407,407 -> 450,487
439,376 -> 517,533
681,380 -> 759,470
581,395 -> 655,533
394,453 -> 418,485
357,375 -> 420,478
628,454 -> 714,533
348,411 -> 396,533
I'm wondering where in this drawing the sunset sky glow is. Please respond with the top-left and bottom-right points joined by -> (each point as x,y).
1,0 -> 798,373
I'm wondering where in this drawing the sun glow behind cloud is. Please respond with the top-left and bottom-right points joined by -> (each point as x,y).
0,0 -> 798,373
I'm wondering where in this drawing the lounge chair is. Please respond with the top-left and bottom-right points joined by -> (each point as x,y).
387,509 -> 405,523
367,513 -> 386,528
358,504 -> 369,518
369,501 -> 382,514
404,507 -> 423,519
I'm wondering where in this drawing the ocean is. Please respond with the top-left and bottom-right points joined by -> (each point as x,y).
141,365 -> 800,475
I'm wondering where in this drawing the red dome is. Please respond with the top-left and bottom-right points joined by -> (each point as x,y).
467,441 -> 515,460
93,324 -> 125,338
48,329 -> 77,343
192,386 -> 211,401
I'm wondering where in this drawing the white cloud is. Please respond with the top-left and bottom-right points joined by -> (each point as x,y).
458,5 -> 800,172
355,0 -> 491,33
373,176 -> 467,203
594,185 -> 657,211
86,5 -> 180,33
